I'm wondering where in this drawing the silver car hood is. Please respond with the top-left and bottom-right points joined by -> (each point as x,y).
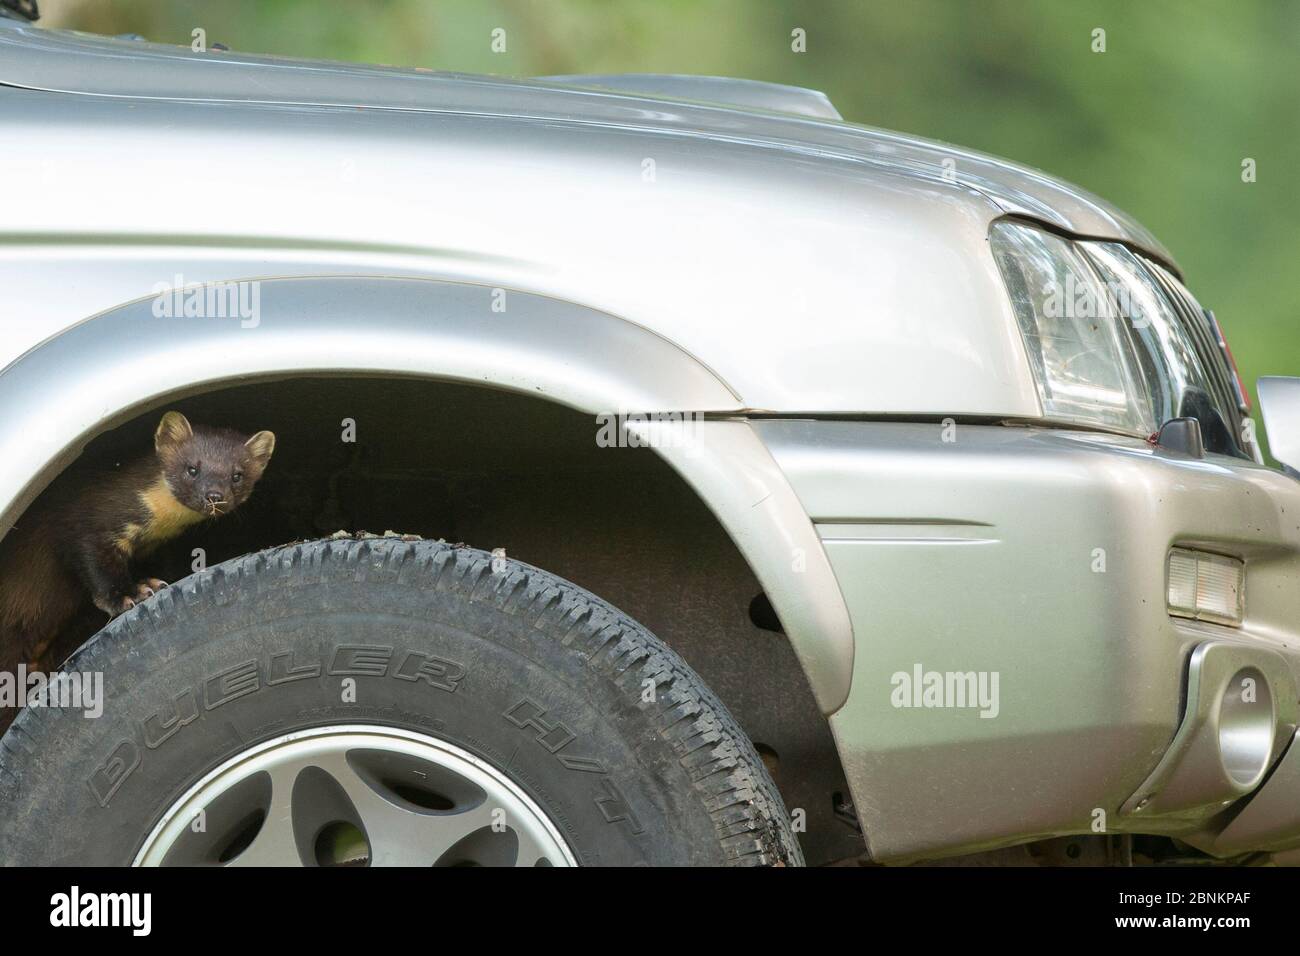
0,20 -> 1174,267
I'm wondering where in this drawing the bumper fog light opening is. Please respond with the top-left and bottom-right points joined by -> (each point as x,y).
1218,667 -> 1274,790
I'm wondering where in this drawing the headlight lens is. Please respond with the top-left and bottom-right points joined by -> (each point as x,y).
1085,242 -> 1222,435
991,222 -> 1151,433
993,221 -> 1246,451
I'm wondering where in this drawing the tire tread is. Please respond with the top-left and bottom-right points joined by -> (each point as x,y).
3,535 -> 801,867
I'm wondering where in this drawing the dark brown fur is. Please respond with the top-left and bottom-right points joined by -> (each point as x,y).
0,412 -> 274,672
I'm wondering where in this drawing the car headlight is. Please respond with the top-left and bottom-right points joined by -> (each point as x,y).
990,221 -> 1152,434
990,220 -> 1248,453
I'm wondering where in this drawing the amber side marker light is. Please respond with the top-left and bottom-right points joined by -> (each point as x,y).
1168,548 -> 1245,626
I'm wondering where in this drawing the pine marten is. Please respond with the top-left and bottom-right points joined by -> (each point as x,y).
0,411 -> 275,669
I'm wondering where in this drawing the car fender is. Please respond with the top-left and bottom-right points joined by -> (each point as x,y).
0,275 -> 854,712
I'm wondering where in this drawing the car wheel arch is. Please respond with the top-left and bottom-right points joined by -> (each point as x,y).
0,277 -> 854,714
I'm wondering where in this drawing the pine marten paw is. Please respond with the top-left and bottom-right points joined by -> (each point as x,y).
132,578 -> 169,602
93,579 -> 167,618
95,593 -> 137,617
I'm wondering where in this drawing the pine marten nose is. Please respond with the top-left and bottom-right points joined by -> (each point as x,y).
205,492 -> 225,504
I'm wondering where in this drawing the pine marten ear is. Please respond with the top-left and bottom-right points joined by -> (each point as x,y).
245,430 -> 276,470
155,411 -> 194,454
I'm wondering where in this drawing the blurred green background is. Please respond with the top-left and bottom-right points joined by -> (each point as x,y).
39,0 -> 1299,425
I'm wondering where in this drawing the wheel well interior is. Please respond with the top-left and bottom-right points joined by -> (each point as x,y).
0,375 -> 863,865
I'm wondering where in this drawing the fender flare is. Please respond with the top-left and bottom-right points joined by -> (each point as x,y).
0,276 -> 854,712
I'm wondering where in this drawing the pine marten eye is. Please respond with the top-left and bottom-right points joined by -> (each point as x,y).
186,465 -> 199,478
232,472 -> 243,484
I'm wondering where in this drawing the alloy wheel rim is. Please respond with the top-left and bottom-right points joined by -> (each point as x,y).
134,724 -> 576,867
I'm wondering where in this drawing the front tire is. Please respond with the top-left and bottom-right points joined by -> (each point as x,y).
0,537 -> 801,867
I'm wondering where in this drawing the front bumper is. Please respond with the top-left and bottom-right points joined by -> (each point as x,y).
755,420 -> 1300,862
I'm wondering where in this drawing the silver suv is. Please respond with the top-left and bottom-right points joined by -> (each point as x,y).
2,10 -> 1299,867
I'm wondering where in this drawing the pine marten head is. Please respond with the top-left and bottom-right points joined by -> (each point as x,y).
154,411 -> 276,517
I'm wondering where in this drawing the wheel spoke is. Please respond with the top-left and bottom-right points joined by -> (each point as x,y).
310,751 -> 502,866
513,826 -> 554,867
225,766 -> 302,867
